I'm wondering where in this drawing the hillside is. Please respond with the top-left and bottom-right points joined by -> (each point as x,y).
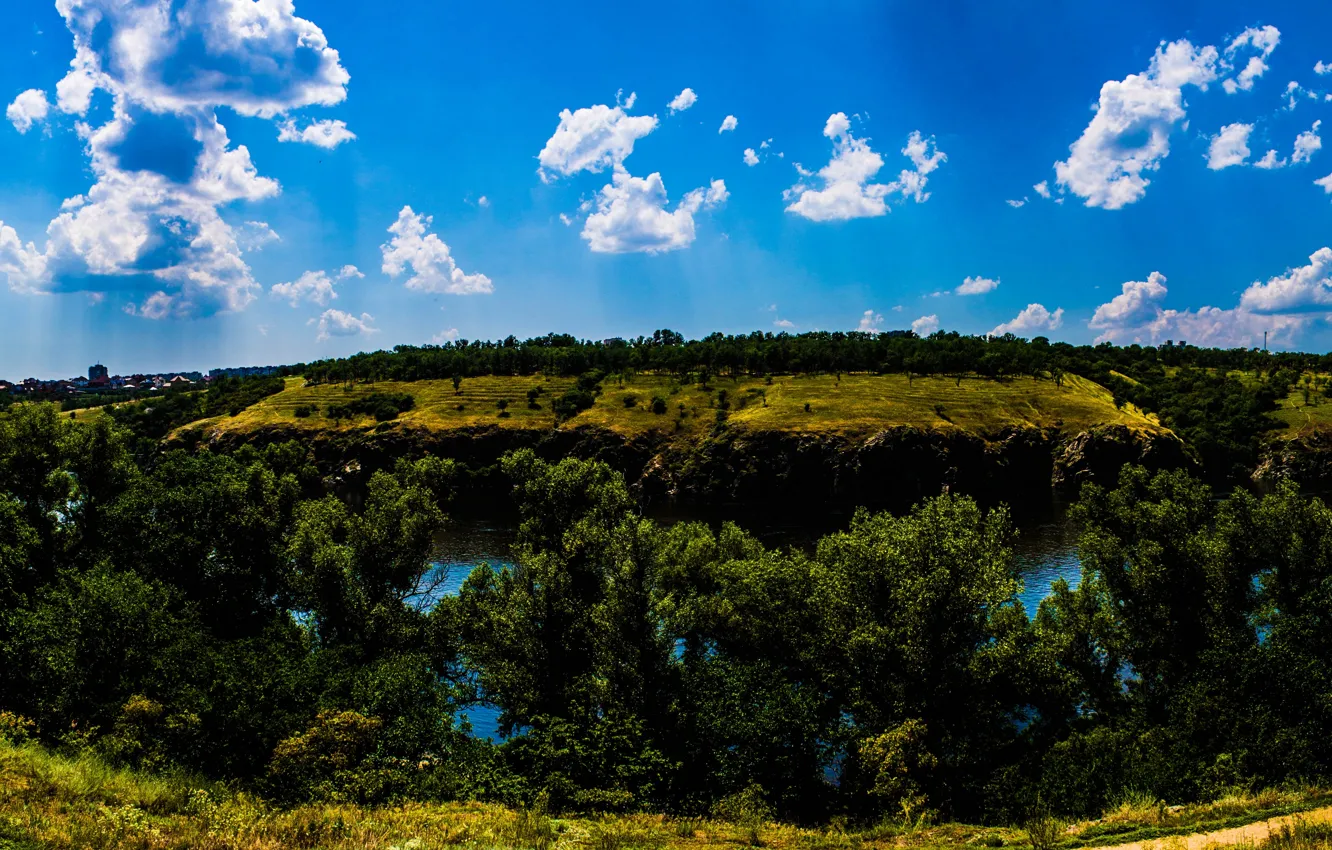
184,372 -> 1162,440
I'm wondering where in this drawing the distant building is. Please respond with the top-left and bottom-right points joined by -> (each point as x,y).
89,363 -> 109,382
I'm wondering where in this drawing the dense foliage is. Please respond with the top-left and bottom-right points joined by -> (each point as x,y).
5,404 -> 1332,823
104,375 -> 286,445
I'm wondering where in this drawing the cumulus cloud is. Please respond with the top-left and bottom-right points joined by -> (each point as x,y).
314,309 -> 377,341
1256,149 -> 1286,169
743,148 -> 759,166
857,309 -> 883,332
1318,61 -> 1332,76
581,168 -> 727,254
338,264 -> 364,279
956,275 -> 999,296
1054,39 -> 1219,209
277,118 -> 356,149
1033,180 -> 1052,199
1006,198 -> 1027,208
0,0 -> 351,317
1239,247 -> 1332,313
773,317 -> 795,329
719,115 -> 738,133
1090,269 -> 1302,347
912,314 -> 939,336
6,89 -> 49,133
668,88 -> 697,113
272,269 -> 337,306
432,328 -> 460,344
381,206 -> 493,294
990,303 -> 1065,337
537,100 -> 658,181
1207,123 -> 1252,169
1293,120 -> 1323,164
1221,25 -> 1279,94
784,113 -> 945,222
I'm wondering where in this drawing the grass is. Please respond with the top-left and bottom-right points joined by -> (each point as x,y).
3,740 -> 1326,850
181,373 -> 1161,441
1263,373 -> 1332,440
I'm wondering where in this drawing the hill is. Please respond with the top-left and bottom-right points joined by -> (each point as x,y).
184,372 -> 1162,440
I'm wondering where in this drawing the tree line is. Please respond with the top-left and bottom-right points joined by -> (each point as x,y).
4,404 -> 1332,822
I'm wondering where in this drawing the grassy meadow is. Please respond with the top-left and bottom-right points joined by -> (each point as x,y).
1,739 -> 1327,850
183,372 -> 1160,440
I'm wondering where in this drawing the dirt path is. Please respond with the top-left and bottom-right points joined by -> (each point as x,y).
1096,806 -> 1332,850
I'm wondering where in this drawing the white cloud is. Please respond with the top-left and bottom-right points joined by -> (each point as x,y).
1221,25 -> 1280,94
773,317 -> 795,329
743,148 -> 759,166
6,89 -> 49,133
1256,149 -> 1286,169
668,88 -> 697,114
1090,271 -> 1170,332
432,327 -> 460,343
537,101 -> 658,181
1088,269 -> 1301,347
719,115 -> 738,133
381,206 -> 493,294
990,303 -> 1065,337
784,113 -> 946,222
911,315 -> 939,336
857,309 -> 883,332
0,0 -> 351,317
338,264 -> 364,280
1033,180 -> 1052,199
235,220 -> 280,252
1318,61 -> 1332,75
477,195 -> 491,208
1207,123 -> 1252,169
277,118 -> 356,149
581,168 -> 727,254
1239,247 -> 1332,313
956,275 -> 999,296
1293,120 -> 1323,164
315,309 -> 377,341
272,270 -> 337,307
1006,198 -> 1027,208
1054,39 -> 1219,209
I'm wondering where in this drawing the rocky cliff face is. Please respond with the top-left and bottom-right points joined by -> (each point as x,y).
1254,433 -> 1332,489
193,420 -> 1193,515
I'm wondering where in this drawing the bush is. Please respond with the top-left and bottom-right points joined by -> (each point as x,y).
651,397 -> 668,415
326,392 -> 416,422
622,394 -> 638,408
267,710 -> 386,803
293,404 -> 317,418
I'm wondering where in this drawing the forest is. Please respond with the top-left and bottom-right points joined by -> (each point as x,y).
4,400 -> 1332,827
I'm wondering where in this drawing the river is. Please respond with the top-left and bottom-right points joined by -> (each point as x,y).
424,506 -> 1084,741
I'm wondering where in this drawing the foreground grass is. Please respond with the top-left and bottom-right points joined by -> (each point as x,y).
3,741 -> 1327,850
183,372 -> 1159,441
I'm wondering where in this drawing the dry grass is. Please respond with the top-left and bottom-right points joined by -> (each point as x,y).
184,372 -> 1160,442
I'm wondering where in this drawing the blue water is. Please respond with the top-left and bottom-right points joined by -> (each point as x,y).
425,510 -> 1083,741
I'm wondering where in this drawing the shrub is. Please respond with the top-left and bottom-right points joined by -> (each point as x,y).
651,397 -> 668,415
622,394 -> 638,408
267,710 -> 385,803
293,404 -> 317,418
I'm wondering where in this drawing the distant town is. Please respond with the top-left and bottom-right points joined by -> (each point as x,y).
0,363 -> 279,399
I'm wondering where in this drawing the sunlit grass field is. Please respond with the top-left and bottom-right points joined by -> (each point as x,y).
2,739 -> 1328,850
186,372 -> 1160,440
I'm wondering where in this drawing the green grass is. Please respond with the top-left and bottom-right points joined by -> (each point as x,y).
1,739 -> 1327,850
182,373 -> 1161,441
1264,372 -> 1332,440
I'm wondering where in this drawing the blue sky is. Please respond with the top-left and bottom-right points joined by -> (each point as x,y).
5,0 -> 1332,377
